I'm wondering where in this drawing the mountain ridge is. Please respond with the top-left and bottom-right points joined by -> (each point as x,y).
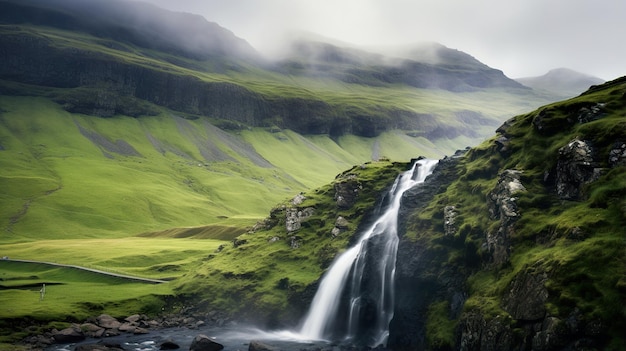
516,67 -> 605,98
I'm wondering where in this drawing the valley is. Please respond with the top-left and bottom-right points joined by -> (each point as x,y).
0,0 -> 623,350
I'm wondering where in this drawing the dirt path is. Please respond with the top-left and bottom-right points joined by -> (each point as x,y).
2,258 -> 168,284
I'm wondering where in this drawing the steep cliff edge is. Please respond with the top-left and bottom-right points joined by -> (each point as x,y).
390,77 -> 626,350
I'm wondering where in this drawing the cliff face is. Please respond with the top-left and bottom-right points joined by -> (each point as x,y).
389,78 -> 626,350
0,26 -> 473,138
0,0 -> 543,141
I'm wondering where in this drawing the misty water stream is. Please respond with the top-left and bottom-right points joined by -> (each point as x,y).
48,160 -> 438,351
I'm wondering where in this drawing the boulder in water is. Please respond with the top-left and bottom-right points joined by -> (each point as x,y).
189,334 -> 224,351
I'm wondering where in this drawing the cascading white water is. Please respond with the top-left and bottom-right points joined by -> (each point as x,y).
296,159 -> 438,346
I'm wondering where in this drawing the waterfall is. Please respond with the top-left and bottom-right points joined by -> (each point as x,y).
296,159 -> 438,347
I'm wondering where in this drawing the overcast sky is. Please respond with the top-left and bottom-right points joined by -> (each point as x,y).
136,0 -> 624,80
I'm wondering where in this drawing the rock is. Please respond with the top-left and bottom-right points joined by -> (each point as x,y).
118,322 -> 136,332
334,174 -> 361,209
577,103 -> 605,123
124,314 -> 142,323
266,236 -> 280,245
160,339 -> 181,350
189,334 -> 224,351
80,323 -> 105,338
608,141 -> 626,167
285,207 -> 314,233
331,216 -> 350,237
443,205 -> 457,237
486,170 -> 526,266
334,216 -> 350,229
502,268 -> 549,320
232,238 -> 247,247
133,327 -> 150,334
96,314 -> 121,329
75,342 -> 125,351
457,313 -> 514,351
248,340 -> 278,351
555,139 -> 602,200
289,236 -> 302,249
291,193 -> 306,205
52,325 -> 85,343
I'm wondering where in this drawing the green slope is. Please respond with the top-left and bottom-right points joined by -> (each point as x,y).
398,77 -> 626,349
0,96 -> 465,241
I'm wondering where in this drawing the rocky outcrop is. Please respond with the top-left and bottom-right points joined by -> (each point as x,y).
486,169 -> 526,266
443,205 -> 458,237
285,207 -> 315,233
334,173 -> 362,209
555,139 -> 602,200
501,268 -> 549,321
609,141 -> 626,167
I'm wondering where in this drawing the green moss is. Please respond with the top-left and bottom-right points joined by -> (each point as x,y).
426,300 -> 458,349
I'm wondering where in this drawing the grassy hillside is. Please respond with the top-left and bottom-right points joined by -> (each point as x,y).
0,8 -> 566,347
0,95 -> 463,242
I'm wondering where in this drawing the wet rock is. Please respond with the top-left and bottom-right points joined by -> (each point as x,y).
96,314 -> 121,330
75,342 -> 125,351
248,340 -> 279,351
80,322 -> 105,338
189,334 -> 224,351
52,325 -> 85,343
124,314 -> 142,323
160,339 -> 181,350
556,139 -> 602,200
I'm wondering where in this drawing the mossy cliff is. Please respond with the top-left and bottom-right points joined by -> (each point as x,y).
389,77 -> 626,350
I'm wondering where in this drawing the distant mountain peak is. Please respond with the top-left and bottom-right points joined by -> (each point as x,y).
516,68 -> 605,98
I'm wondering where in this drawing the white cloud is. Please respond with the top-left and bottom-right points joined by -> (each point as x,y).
135,0 -> 626,80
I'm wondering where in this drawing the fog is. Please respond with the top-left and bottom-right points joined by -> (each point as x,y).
134,0 -> 625,80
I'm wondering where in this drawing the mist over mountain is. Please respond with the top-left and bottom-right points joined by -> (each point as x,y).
0,0 -> 259,61
270,39 -> 525,92
516,68 -> 605,98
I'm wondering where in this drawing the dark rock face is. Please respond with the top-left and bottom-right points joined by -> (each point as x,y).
608,141 -> 626,167
457,313 -> 514,351
486,169 -> 526,266
555,139 -> 601,200
388,153 -> 466,350
501,268 -> 549,320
